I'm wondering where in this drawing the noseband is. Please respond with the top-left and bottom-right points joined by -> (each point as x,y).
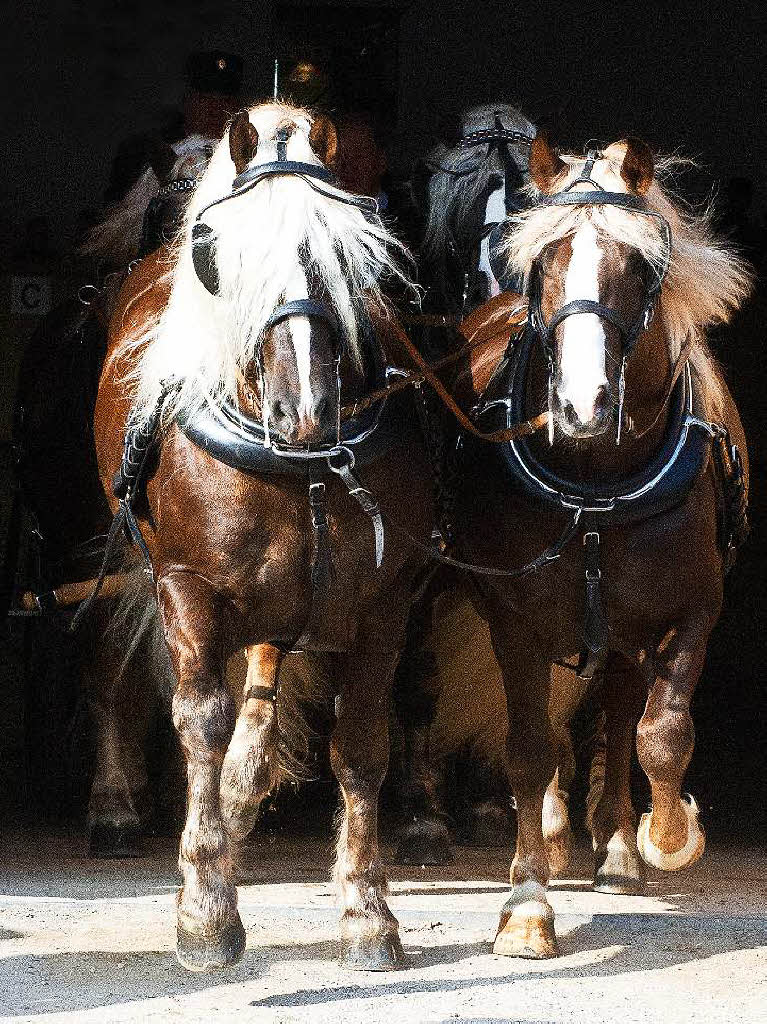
526,149 -> 673,441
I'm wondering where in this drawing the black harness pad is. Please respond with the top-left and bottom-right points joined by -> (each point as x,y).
177,388 -> 403,476
482,331 -> 714,528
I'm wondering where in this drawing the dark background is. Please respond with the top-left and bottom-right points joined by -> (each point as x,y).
1,0 -> 765,838
1,0 -> 766,246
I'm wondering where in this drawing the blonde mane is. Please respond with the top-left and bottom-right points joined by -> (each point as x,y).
499,149 -> 753,415
80,135 -> 214,268
127,102 -> 413,421
421,104 -> 536,271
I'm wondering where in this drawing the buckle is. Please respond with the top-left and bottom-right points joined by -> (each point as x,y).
326,446 -> 356,473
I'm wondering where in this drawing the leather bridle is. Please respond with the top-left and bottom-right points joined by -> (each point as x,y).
525,149 -> 673,442
187,126 -> 383,451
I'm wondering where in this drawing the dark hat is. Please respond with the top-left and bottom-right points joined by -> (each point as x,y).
184,50 -> 243,96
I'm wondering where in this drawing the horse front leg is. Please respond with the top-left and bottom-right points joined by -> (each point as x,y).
590,654 -> 646,894
330,648 -> 404,971
490,619 -> 558,958
156,574 -> 243,972
220,643 -> 284,844
635,618 -> 711,872
542,663 -> 590,878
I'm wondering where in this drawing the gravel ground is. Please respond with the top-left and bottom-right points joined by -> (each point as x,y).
0,829 -> 765,1024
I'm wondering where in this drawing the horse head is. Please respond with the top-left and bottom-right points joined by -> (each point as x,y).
419,104 -> 536,315
524,135 -> 659,439
137,103 -> 410,447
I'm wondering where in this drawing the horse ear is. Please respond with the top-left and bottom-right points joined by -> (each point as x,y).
528,135 -> 567,194
229,111 -> 259,174
613,137 -> 654,195
308,114 -> 338,170
145,138 -> 177,183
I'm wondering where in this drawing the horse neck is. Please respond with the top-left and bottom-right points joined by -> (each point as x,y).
525,318 -> 675,482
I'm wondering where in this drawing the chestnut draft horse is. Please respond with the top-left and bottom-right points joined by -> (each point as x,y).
447,136 -> 750,957
94,103 -> 432,972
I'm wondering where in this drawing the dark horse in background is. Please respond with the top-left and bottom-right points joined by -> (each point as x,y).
12,135 -> 214,850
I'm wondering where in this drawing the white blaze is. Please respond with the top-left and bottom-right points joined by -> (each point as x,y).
284,263 -> 314,420
559,221 -> 608,423
478,180 -> 506,298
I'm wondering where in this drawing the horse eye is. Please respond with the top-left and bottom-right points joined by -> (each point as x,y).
628,252 -> 649,278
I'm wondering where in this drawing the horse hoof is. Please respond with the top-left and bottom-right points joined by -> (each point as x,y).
637,795 -> 705,872
394,832 -> 453,866
88,821 -> 144,859
339,932 -> 405,971
493,890 -> 558,959
593,838 -> 646,895
176,917 -> 246,973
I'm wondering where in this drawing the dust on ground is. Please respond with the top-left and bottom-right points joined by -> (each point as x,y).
0,830 -> 765,1024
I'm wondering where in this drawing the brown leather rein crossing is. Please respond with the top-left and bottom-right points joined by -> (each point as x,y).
342,300 -> 549,442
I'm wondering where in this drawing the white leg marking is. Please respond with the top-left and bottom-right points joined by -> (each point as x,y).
637,794 -> 706,871
559,221 -> 608,423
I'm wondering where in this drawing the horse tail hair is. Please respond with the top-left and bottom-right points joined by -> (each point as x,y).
271,652 -> 336,785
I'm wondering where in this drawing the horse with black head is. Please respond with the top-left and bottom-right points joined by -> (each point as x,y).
415,103 -> 535,323
94,102 -> 433,972
450,135 -> 750,956
394,105 -> 608,869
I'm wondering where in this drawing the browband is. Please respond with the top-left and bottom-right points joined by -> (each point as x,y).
458,127 -> 534,150
539,190 -> 650,212
232,159 -> 335,191
261,299 -> 340,338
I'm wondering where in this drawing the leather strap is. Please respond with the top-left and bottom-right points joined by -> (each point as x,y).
262,299 -> 340,338
338,303 -> 526,422
231,159 -> 335,192
544,298 -> 632,343
385,316 -> 549,443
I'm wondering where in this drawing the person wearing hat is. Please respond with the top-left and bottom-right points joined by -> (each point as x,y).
103,50 -> 243,205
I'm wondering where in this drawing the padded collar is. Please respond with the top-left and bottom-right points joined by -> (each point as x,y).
481,330 -> 714,526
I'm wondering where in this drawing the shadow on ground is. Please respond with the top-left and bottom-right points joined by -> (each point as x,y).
1,910 -> 763,1017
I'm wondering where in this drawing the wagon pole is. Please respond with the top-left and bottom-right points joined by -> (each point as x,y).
11,573 -> 130,615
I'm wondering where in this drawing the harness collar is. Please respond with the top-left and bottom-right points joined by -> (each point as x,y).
485,329 -> 715,526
